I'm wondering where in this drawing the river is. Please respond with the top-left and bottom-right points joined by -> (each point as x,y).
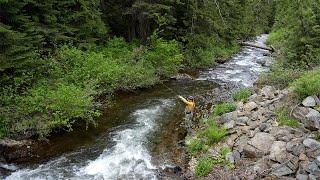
3,34 -> 272,179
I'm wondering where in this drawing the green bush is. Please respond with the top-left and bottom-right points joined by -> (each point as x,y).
199,121 -> 227,145
145,38 -> 183,77
187,138 -> 205,156
233,89 -> 252,102
195,156 -> 218,177
275,109 -> 299,128
213,103 -> 236,116
1,37 -> 184,138
184,34 -> 240,68
260,63 -> 303,89
4,83 -> 100,138
290,70 -> 320,98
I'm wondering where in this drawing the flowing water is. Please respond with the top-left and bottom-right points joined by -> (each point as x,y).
4,34 -> 272,180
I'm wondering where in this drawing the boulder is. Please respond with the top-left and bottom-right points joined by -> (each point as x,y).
224,120 -> 235,130
260,86 -> 276,100
305,162 -> 320,176
243,144 -> 264,158
221,111 -> 237,123
236,116 -> 248,125
303,138 -> 320,149
244,102 -> 258,112
302,96 -> 316,107
315,156 -> 320,166
313,95 -> 320,105
304,108 -> 320,130
286,138 -> 305,156
248,132 -> 275,154
271,164 -> 294,176
292,107 -> 309,122
269,141 -> 287,163
296,174 -> 308,180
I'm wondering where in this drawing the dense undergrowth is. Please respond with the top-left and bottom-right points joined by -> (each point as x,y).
0,0 -> 275,139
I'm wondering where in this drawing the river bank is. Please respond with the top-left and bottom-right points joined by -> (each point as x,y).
2,35 -> 274,179
184,83 -> 320,179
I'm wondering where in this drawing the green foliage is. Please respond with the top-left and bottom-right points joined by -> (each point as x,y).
259,61 -> 303,89
195,156 -> 219,177
270,0 -> 320,68
199,120 -> 227,145
213,103 -> 236,116
290,70 -> 320,98
233,89 -> 252,102
220,146 -> 231,158
145,37 -> 183,77
186,138 -> 205,156
275,109 -> 299,128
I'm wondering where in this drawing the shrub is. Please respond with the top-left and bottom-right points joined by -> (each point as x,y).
290,70 -> 320,98
275,109 -> 299,128
233,89 -> 251,102
145,38 -> 183,78
7,83 -> 100,138
213,103 -> 236,116
259,63 -> 303,89
199,121 -> 227,145
187,138 -> 205,156
195,156 -> 218,177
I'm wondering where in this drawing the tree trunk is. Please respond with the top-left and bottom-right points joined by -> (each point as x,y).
239,42 -> 274,52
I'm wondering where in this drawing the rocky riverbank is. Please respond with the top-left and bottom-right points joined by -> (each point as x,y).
185,85 -> 320,179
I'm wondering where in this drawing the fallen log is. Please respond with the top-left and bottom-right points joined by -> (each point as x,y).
239,42 -> 274,52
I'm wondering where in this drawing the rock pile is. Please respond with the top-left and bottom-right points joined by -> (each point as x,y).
205,86 -> 320,179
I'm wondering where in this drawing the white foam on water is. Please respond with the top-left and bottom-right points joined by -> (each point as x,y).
6,99 -> 174,180
196,34 -> 273,87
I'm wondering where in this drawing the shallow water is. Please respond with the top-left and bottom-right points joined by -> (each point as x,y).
4,34 -> 272,180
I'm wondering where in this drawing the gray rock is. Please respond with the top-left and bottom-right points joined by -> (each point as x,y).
292,107 -> 310,122
256,58 -> 267,66
225,152 -> 235,164
315,156 -> 320,166
224,120 -> 235,130
248,132 -> 275,154
303,138 -> 320,149
259,123 -> 268,131
286,138 -> 305,156
233,150 -> 241,162
306,147 -> 320,159
309,174 -> 317,180
170,73 -> 193,81
236,116 -> 248,125
244,102 -> 258,112
221,111 -> 237,123
304,108 -> 320,130
302,96 -> 316,107
313,95 -> 320,105
296,174 -> 308,180
252,158 -> 271,175
269,141 -> 287,163
243,145 -> 264,158
305,162 -> 320,176
286,154 -> 299,171
260,86 -> 276,100
270,127 -> 292,141
271,164 -> 294,176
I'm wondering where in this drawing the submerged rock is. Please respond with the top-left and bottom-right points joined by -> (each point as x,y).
170,73 -> 193,81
